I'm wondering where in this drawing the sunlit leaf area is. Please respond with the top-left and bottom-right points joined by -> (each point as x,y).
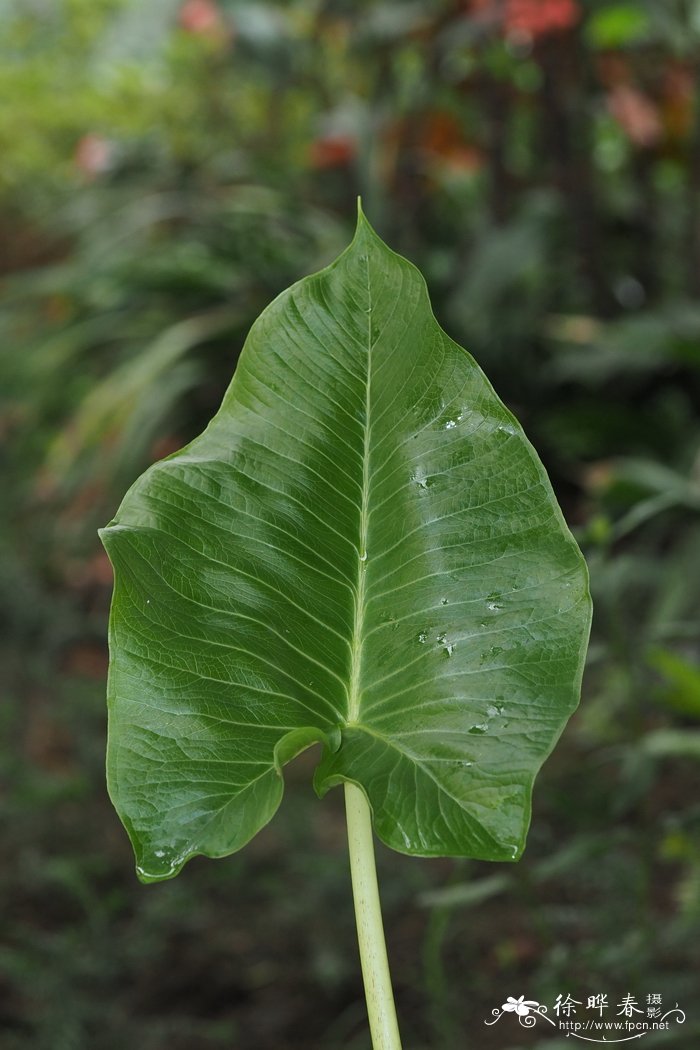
1,2 -> 699,1048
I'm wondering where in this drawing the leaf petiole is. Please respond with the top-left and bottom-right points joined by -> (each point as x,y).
345,782 -> 403,1050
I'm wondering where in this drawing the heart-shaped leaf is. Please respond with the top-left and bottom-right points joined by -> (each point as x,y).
101,208 -> 591,882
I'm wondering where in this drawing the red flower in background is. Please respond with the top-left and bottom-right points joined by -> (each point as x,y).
506,0 -> 579,37
178,0 -> 227,38
470,0 -> 580,39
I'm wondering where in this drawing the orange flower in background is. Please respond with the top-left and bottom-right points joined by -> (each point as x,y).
419,111 -> 484,174
308,135 -> 357,170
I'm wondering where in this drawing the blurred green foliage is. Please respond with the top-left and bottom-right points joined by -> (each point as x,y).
1,0 -> 700,1047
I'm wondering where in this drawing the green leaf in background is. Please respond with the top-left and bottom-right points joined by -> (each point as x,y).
649,647 -> 700,719
585,5 -> 652,49
100,207 -> 591,882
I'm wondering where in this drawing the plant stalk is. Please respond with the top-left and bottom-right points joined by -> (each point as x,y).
344,782 -> 403,1050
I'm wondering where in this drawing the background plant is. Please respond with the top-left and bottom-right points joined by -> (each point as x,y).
1,1 -> 699,1048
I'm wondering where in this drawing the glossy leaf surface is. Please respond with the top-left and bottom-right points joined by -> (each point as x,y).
101,209 -> 591,881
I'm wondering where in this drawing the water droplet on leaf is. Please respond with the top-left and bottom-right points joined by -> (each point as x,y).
497,421 -> 518,437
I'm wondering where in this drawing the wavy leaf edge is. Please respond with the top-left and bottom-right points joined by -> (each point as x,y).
101,202 -> 592,882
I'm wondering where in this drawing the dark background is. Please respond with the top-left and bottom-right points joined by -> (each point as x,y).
1,1 -> 699,1048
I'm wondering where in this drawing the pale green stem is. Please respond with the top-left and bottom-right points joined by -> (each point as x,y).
344,781 -> 403,1050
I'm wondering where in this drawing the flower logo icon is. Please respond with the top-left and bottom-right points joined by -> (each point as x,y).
502,995 -> 540,1016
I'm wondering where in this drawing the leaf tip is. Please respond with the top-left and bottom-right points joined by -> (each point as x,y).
353,199 -> 383,250
354,195 -> 371,236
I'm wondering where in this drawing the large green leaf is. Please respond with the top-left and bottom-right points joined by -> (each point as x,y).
100,208 -> 591,882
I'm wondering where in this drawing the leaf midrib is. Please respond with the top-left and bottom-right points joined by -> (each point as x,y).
347,251 -> 373,724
